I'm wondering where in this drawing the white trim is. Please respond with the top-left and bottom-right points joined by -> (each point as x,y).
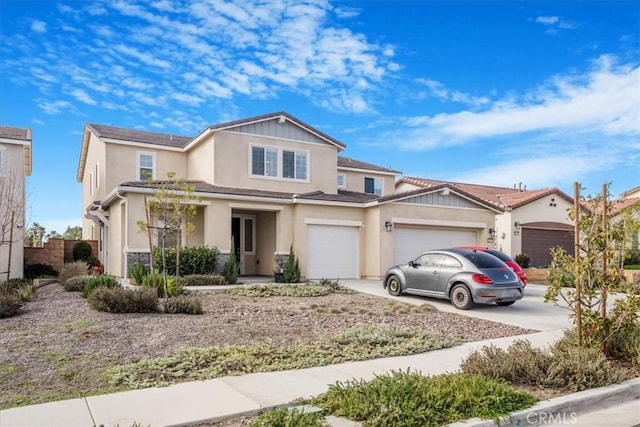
146,197 -> 211,206
304,218 -> 363,227
364,176 -> 384,196
111,186 -> 294,206
293,198 -> 367,208
183,128 -> 212,151
104,138 -> 184,152
124,248 -> 151,253
337,173 -> 346,189
228,203 -> 284,211
137,151 -> 156,180
338,166 -> 397,176
232,214 -> 256,257
274,251 -> 290,256
0,137 -> 31,146
391,217 -> 487,229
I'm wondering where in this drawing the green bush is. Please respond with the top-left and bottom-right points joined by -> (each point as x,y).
152,246 -> 219,276
88,286 -> 158,313
72,241 -> 93,262
58,261 -> 89,287
182,274 -> 227,286
624,249 -> 640,267
24,263 -> 58,279
515,253 -> 531,268
82,275 -> 119,298
604,322 -> 640,365
63,275 -> 91,292
129,260 -> 147,285
141,273 -> 185,298
163,295 -> 203,315
461,336 -> 625,392
311,371 -> 537,426
282,246 -> 301,283
0,292 -> 22,318
224,241 -> 240,284
251,407 -> 326,427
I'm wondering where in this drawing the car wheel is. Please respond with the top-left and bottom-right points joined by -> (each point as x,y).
386,275 -> 402,296
450,284 -> 473,310
497,301 -> 515,306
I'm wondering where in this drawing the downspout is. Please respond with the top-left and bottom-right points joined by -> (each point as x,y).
115,190 -> 128,279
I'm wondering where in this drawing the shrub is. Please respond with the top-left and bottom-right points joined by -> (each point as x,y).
227,281 -> 351,298
0,279 -> 36,303
63,275 -> 91,292
182,274 -> 227,286
0,292 -> 22,318
624,249 -> 640,267
515,253 -> 531,268
282,246 -> 301,283
163,295 -> 203,314
141,273 -> 185,298
88,286 -> 158,313
58,261 -> 89,287
82,275 -> 119,298
251,407 -> 325,427
224,241 -> 240,284
72,241 -> 93,262
545,346 -> 625,391
604,322 -> 640,364
129,260 -> 147,285
24,263 -> 58,280
152,246 -> 219,276
311,371 -> 537,426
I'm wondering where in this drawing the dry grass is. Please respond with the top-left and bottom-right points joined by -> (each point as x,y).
524,268 -> 549,285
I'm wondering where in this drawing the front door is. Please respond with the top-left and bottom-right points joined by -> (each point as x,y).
231,214 -> 255,275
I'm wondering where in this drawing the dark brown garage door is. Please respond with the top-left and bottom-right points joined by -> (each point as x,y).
522,227 -> 574,267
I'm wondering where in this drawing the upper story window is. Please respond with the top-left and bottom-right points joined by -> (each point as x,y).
95,162 -> 99,189
89,172 -> 93,196
250,144 -> 309,181
138,152 -> 156,180
337,173 -> 346,189
364,177 -> 383,195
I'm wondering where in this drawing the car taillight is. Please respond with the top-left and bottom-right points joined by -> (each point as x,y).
472,274 -> 494,284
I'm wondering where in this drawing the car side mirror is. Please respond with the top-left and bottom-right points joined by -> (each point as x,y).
409,260 -> 414,267
409,260 -> 420,268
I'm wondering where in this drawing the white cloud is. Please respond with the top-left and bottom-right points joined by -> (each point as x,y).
534,15 -> 577,33
37,99 -> 72,115
31,20 -> 47,33
334,6 -> 360,19
415,78 -> 490,108
71,89 -> 97,105
535,16 -> 559,25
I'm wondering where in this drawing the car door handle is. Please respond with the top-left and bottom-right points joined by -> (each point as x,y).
432,271 -> 438,275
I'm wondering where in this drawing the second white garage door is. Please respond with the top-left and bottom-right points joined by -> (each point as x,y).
307,224 -> 358,279
394,227 -> 476,264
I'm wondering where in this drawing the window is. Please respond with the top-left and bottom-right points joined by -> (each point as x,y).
138,152 -> 155,180
250,145 -> 308,181
337,173 -> 346,188
89,172 -> 93,196
244,218 -> 253,253
0,146 -> 4,176
95,162 -> 99,189
364,177 -> 383,195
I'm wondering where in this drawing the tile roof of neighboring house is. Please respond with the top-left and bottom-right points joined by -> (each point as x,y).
0,126 -> 32,141
116,181 -> 379,204
205,111 -> 346,149
86,124 -> 192,148
338,156 -> 401,174
398,177 -> 572,210
611,197 -> 640,216
622,186 -> 640,198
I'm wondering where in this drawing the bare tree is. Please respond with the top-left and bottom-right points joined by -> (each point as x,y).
0,158 -> 26,281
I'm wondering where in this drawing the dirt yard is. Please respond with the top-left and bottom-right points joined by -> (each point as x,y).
0,283 -> 536,409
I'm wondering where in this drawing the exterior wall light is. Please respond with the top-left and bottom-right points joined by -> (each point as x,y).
385,221 -> 393,232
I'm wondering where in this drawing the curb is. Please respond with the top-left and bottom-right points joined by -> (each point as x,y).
449,377 -> 640,426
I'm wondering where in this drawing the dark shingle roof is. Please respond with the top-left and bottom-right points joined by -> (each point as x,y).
338,156 -> 400,174
87,124 -> 192,148
117,181 -> 378,204
0,126 -> 32,141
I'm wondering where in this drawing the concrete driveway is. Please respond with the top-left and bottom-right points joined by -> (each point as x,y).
341,280 -> 578,331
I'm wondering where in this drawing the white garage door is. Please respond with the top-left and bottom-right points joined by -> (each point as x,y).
307,225 -> 358,279
394,227 -> 476,264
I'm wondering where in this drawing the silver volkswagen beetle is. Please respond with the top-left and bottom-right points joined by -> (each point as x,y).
383,248 -> 524,310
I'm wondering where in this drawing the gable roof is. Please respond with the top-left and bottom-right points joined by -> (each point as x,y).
399,177 -> 573,211
338,156 -> 401,174
611,197 -> 640,217
86,123 -> 192,148
0,125 -> 32,176
379,183 -> 503,212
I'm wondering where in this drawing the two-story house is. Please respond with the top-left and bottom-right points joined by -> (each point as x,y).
77,111 -> 499,279
0,126 -> 32,280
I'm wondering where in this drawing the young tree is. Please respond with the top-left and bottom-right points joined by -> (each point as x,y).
137,173 -> 199,298
63,226 -> 83,240
545,183 -> 640,349
46,230 -> 62,240
0,163 -> 26,280
25,222 -> 46,248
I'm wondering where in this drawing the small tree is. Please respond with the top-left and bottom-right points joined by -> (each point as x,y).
282,245 -> 301,283
0,155 -> 27,280
63,226 -> 83,240
224,240 -> 240,284
137,173 -> 199,298
545,183 -> 640,350
25,222 -> 45,248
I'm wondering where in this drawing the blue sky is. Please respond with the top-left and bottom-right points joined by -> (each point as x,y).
1,0 -> 638,234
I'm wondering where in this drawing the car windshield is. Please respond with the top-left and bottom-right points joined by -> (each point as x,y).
485,250 -> 511,262
463,251 -> 506,268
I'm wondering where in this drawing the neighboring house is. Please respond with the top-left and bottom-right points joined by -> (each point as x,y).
0,126 -> 32,280
612,187 -> 640,252
397,178 -> 575,267
77,111 -> 500,280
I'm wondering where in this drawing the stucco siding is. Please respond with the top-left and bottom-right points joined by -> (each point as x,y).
339,169 -> 396,196
106,144 -> 188,189
187,136 -> 214,183
0,143 -> 26,279
81,132 -> 106,240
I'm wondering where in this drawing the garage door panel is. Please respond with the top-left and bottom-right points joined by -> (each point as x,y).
307,225 -> 358,279
522,228 -> 574,267
394,228 -> 475,265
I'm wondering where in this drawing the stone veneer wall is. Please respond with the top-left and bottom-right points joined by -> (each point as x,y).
126,251 -> 151,278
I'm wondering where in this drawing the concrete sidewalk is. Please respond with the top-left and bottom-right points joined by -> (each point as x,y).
0,331 -> 567,427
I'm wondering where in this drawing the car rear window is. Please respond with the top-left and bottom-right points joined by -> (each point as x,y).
463,251 -> 506,268
485,250 -> 510,262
